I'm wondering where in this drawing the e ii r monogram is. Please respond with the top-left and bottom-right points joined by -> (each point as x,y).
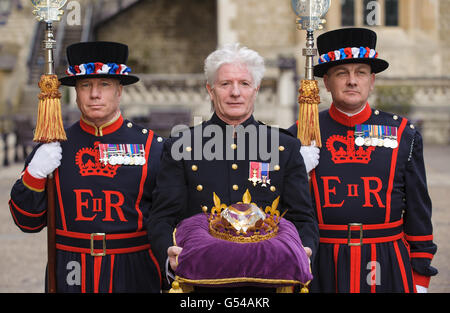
322,176 -> 385,208
74,189 -> 128,222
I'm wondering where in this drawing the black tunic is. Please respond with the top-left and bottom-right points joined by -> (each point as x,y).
288,103 -> 438,292
149,113 -> 319,285
9,115 -> 164,292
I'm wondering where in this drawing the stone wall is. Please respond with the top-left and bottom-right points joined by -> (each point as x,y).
96,0 -> 217,74
439,0 -> 450,75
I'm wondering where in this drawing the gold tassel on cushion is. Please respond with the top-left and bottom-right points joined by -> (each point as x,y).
34,74 -> 67,143
169,281 -> 184,293
297,80 -> 322,147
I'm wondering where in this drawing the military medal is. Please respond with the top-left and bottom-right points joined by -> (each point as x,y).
354,125 -> 364,146
377,126 -> 384,147
98,143 -> 145,166
383,126 -> 392,148
123,145 -> 131,165
99,144 -> 108,165
248,162 -> 262,186
370,125 -> 378,146
390,127 -> 398,149
136,144 -> 146,165
370,125 -> 378,147
248,162 -> 270,187
260,163 -> 271,187
356,124 -> 399,149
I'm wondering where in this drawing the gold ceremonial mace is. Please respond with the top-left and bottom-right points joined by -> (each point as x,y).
291,0 -> 330,147
30,0 -> 68,293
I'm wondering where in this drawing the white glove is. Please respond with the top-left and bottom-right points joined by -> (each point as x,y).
300,143 -> 320,174
27,142 -> 62,179
416,285 -> 428,293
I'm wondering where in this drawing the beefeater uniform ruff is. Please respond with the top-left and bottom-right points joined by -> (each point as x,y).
288,27 -> 437,292
9,42 -> 164,292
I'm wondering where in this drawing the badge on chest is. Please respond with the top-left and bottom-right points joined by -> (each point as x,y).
99,143 -> 146,166
354,124 -> 398,149
248,162 -> 271,187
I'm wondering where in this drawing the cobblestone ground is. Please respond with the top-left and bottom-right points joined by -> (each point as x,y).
0,145 -> 448,293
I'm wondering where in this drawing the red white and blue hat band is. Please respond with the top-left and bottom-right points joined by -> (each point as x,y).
318,46 -> 378,64
66,62 -> 131,77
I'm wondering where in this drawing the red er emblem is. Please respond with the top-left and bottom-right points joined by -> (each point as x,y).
75,141 -> 119,177
326,131 -> 375,164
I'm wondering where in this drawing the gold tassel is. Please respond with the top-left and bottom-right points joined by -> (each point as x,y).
300,285 -> 309,293
33,74 -> 67,143
169,280 -> 184,293
297,80 -> 322,147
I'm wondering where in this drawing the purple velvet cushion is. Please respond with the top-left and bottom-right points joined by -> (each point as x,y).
174,213 -> 313,288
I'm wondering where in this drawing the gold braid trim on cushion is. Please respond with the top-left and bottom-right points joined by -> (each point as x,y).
209,221 -> 278,243
175,275 -> 304,286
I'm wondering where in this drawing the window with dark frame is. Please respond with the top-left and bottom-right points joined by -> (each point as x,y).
341,0 -> 399,27
385,0 -> 399,26
341,0 -> 355,26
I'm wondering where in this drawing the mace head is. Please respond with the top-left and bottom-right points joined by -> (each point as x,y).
291,0 -> 331,31
30,0 -> 67,23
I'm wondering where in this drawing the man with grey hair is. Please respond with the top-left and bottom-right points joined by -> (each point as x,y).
148,43 -> 318,291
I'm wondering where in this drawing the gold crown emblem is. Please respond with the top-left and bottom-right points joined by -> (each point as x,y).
205,189 -> 286,243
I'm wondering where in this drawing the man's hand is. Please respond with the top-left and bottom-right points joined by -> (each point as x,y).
300,144 -> 320,174
168,246 -> 183,271
304,247 -> 312,258
27,142 -> 62,179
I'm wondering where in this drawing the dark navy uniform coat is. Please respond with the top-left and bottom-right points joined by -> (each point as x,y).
149,113 -> 319,283
9,115 -> 164,293
288,103 -> 437,293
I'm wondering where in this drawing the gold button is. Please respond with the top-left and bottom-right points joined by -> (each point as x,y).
191,165 -> 198,171
230,143 -> 237,150
279,146 -> 285,151
127,122 -> 133,128
274,165 -> 280,171
196,185 -> 203,191
186,146 -> 192,152
202,206 -> 208,213
232,184 -> 239,191
232,163 -> 238,170
270,186 -> 276,192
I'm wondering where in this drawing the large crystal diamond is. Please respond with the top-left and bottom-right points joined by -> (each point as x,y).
220,203 -> 266,233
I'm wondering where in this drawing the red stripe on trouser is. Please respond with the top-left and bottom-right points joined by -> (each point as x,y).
148,249 -> 162,286
370,244 -> 377,293
94,256 -> 102,293
393,241 -> 409,293
350,246 -> 361,293
333,244 -> 339,293
109,255 -> 115,293
81,253 -> 86,293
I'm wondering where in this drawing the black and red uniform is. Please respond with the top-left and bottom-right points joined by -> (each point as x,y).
9,115 -> 164,292
288,103 -> 437,292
